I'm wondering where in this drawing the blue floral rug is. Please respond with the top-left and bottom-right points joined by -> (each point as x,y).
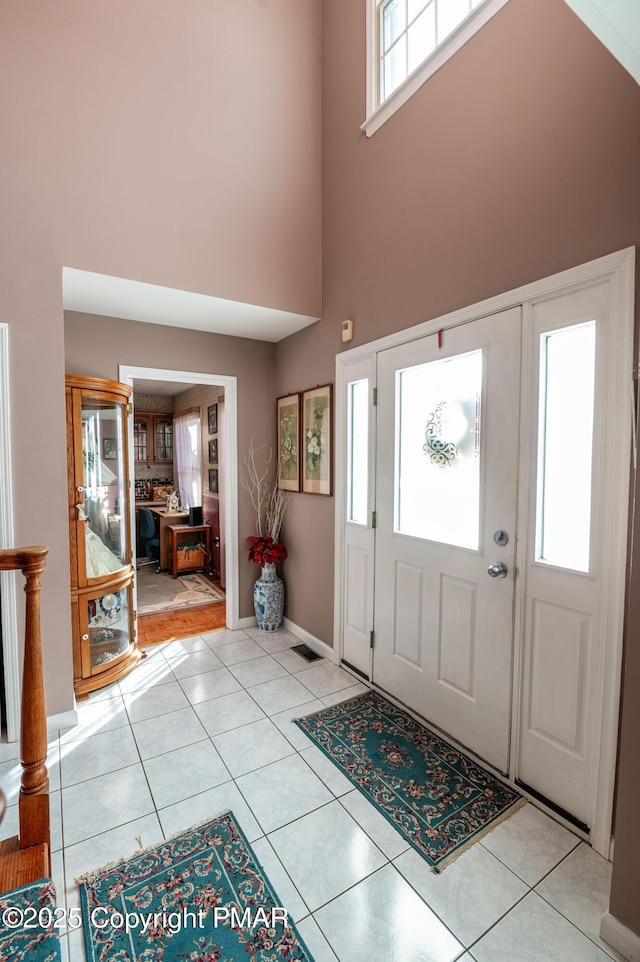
78,810 -> 314,961
295,690 -> 524,871
0,878 -> 62,960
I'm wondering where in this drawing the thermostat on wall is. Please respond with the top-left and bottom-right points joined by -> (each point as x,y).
342,319 -> 353,343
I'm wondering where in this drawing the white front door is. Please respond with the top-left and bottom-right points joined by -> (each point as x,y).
337,253 -> 634,849
373,307 -> 522,772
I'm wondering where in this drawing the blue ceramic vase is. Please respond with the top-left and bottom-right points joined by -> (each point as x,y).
253,562 -> 285,631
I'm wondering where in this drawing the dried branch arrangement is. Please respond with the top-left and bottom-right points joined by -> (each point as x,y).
242,437 -> 290,541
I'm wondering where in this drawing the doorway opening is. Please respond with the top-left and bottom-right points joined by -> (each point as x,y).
119,365 -> 239,639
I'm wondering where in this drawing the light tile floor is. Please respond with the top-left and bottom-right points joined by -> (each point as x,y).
1,625 -> 624,962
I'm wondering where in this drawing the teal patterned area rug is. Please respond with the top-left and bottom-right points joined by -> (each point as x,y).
295,690 -> 524,871
0,878 -> 62,960
78,811 -> 314,961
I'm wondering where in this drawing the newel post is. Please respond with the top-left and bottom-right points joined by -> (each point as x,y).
0,546 -> 50,860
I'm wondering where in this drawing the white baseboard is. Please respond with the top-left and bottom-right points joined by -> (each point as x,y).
237,616 -> 258,629
601,912 -> 640,961
47,709 -> 78,734
282,618 -> 337,664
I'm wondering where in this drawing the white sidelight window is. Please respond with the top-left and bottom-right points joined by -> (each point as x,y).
535,320 -> 596,572
348,378 -> 370,525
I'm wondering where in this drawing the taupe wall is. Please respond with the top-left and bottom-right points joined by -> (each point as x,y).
0,0 -> 322,316
0,0 -> 321,715
65,311 -> 275,621
276,0 -> 640,645
274,0 -> 640,936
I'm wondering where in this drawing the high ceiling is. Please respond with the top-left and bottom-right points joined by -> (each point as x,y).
563,0 -> 640,85
63,268 -> 319,343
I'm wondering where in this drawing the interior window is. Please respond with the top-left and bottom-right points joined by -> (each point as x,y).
174,411 -> 202,510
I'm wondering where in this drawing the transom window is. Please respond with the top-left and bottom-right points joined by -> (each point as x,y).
364,0 -> 510,136
381,0 -> 485,101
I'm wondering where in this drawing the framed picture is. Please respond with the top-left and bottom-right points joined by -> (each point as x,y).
276,393 -> 300,491
301,384 -> 332,496
208,439 -> 218,464
207,403 -> 218,435
102,438 -> 117,460
208,468 -> 218,494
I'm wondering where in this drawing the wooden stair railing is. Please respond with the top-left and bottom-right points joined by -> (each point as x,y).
0,546 -> 51,891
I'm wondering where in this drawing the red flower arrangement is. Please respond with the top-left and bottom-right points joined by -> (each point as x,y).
247,535 -> 287,567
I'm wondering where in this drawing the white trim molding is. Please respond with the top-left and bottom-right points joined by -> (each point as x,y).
589,247 -> 636,855
238,616 -> 258,630
282,618 -> 338,664
47,709 -> 78,735
0,324 -> 20,743
601,912 -> 640,962
119,365 -> 240,630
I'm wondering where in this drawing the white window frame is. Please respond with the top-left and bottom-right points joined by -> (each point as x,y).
363,0 -> 511,138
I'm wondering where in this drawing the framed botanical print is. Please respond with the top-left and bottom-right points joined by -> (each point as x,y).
207,403 -> 218,435
208,439 -> 218,464
301,384 -> 332,496
276,393 -> 300,491
208,468 -> 218,494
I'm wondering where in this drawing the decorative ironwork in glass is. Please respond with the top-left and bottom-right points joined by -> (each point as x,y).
423,400 -> 459,467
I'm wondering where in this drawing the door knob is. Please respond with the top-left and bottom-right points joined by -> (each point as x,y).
487,562 -> 508,578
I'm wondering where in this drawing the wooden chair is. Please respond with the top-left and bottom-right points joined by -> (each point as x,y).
0,546 -> 51,891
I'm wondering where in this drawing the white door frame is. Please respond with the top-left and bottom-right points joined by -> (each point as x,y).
334,247 -> 635,856
119,365 -> 239,630
0,323 -> 20,742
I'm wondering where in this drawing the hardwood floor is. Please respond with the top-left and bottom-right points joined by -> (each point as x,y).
138,602 -> 227,646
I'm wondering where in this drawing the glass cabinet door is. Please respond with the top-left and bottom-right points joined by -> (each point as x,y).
80,395 -> 129,579
67,375 -> 141,699
133,414 -> 150,462
154,416 -> 173,463
79,579 -> 134,675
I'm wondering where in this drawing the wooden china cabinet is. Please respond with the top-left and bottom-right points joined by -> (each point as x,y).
66,375 -> 142,699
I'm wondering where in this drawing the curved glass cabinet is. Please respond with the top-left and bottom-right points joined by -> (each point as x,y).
66,375 -> 142,698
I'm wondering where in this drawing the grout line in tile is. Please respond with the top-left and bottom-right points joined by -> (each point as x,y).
56,626 -> 604,962
477,830 -> 582,888
466,888 -> 617,960
254,833 -> 313,918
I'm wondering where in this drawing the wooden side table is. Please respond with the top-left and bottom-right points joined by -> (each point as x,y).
148,506 -> 189,570
168,524 -> 211,579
